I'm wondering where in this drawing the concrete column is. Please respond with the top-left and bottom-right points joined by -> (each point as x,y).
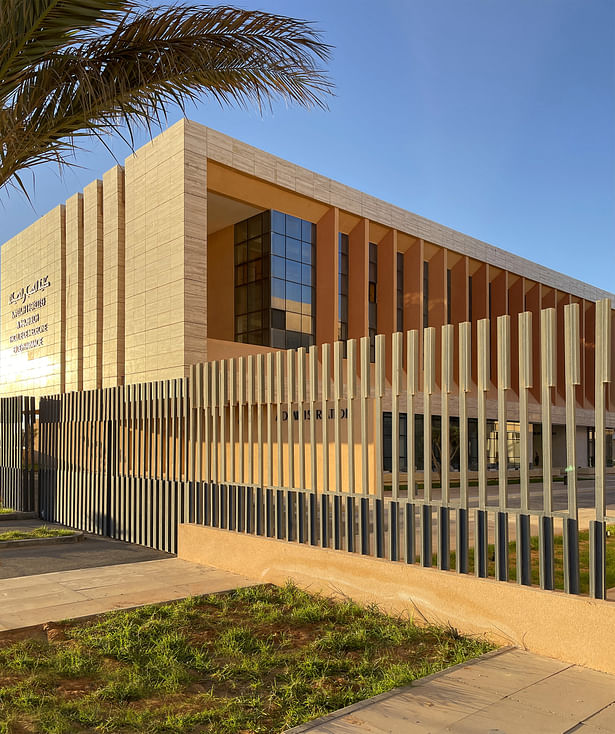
102,165 -> 125,387
348,218 -> 369,341
584,299 -> 595,408
427,246 -> 446,386
377,229 -> 397,374
525,281 -> 541,403
450,255 -> 468,325
403,237 -> 423,333
83,180 -> 103,390
470,263 -> 489,388
571,296 -> 585,408
490,269 -> 508,396
316,206 -> 339,346
508,276 -> 524,396
556,291 -> 570,403
449,254 -> 468,390
65,193 -> 84,392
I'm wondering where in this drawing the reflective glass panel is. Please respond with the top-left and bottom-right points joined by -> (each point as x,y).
286,215 -> 302,240
271,210 -> 285,235
271,255 -> 285,279
271,278 -> 285,309
247,215 -> 262,239
286,259 -> 301,283
286,282 -> 302,312
271,233 -> 285,257
286,237 -> 301,262
286,312 -> 302,332
301,264 -> 312,286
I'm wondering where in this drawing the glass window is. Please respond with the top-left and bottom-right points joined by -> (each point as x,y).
234,220 -> 247,244
235,210 -> 316,348
301,219 -> 313,241
286,282 -> 302,312
271,309 -> 285,330
286,259 -> 302,283
272,278 -> 285,310
247,311 -> 262,331
248,236 -> 262,261
235,315 -> 247,334
271,329 -> 286,348
235,264 -> 247,286
247,282 -> 262,311
247,260 -> 261,283
271,233 -> 285,257
271,210 -> 285,235
271,255 -> 285,279
286,312 -> 302,332
286,237 -> 302,262
235,242 -> 247,266
234,285 -> 247,315
286,331 -> 302,349
247,214 -> 262,239
286,215 -> 302,240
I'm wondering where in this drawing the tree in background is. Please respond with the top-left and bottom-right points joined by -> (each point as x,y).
0,0 -> 332,195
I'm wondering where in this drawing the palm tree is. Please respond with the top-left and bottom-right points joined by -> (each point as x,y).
0,1 -> 332,195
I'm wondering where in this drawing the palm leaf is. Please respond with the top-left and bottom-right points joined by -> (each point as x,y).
0,2 -> 333,193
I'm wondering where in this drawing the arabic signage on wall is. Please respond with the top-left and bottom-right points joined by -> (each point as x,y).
7,276 -> 51,354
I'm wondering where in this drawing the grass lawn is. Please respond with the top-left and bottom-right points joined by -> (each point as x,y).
0,526 -> 76,541
0,584 -> 493,734
445,525 -> 615,594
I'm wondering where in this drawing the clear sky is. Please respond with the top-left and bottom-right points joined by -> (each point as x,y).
2,0 -> 614,292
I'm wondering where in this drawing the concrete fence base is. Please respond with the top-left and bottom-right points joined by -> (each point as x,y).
178,523 -> 615,675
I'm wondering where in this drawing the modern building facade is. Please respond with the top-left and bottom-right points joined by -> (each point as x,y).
1,119 -> 613,468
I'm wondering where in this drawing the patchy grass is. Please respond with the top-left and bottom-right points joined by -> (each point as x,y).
0,526 -> 76,541
0,584 -> 493,733
445,525 -> 615,594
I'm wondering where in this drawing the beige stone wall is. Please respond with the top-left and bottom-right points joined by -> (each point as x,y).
65,194 -> 83,392
102,166 -> 125,387
1,207 -> 66,396
124,118 -> 207,385
82,180 -> 103,391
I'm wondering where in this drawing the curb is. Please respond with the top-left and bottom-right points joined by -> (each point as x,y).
283,646 -> 514,734
0,512 -> 38,521
0,532 -> 85,549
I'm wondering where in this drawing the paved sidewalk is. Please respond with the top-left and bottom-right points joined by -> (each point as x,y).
0,521 -> 170,579
286,648 -> 615,734
0,558 -> 254,631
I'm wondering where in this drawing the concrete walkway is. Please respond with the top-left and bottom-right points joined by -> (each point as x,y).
0,558 -> 253,631
286,648 -> 615,734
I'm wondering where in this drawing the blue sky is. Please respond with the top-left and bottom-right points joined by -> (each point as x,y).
2,0 -> 614,292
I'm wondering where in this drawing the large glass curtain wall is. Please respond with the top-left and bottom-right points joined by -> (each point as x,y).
235,210 -> 316,349
383,414 -> 523,473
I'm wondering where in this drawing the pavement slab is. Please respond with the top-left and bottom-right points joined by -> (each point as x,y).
286,649 -> 615,734
0,558 -> 254,631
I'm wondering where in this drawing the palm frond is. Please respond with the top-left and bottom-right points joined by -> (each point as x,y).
0,2 -> 333,193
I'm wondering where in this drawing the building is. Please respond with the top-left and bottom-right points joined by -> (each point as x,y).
1,118 -> 613,470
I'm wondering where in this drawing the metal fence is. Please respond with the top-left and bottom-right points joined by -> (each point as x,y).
0,300 -> 612,598
0,395 -> 36,512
